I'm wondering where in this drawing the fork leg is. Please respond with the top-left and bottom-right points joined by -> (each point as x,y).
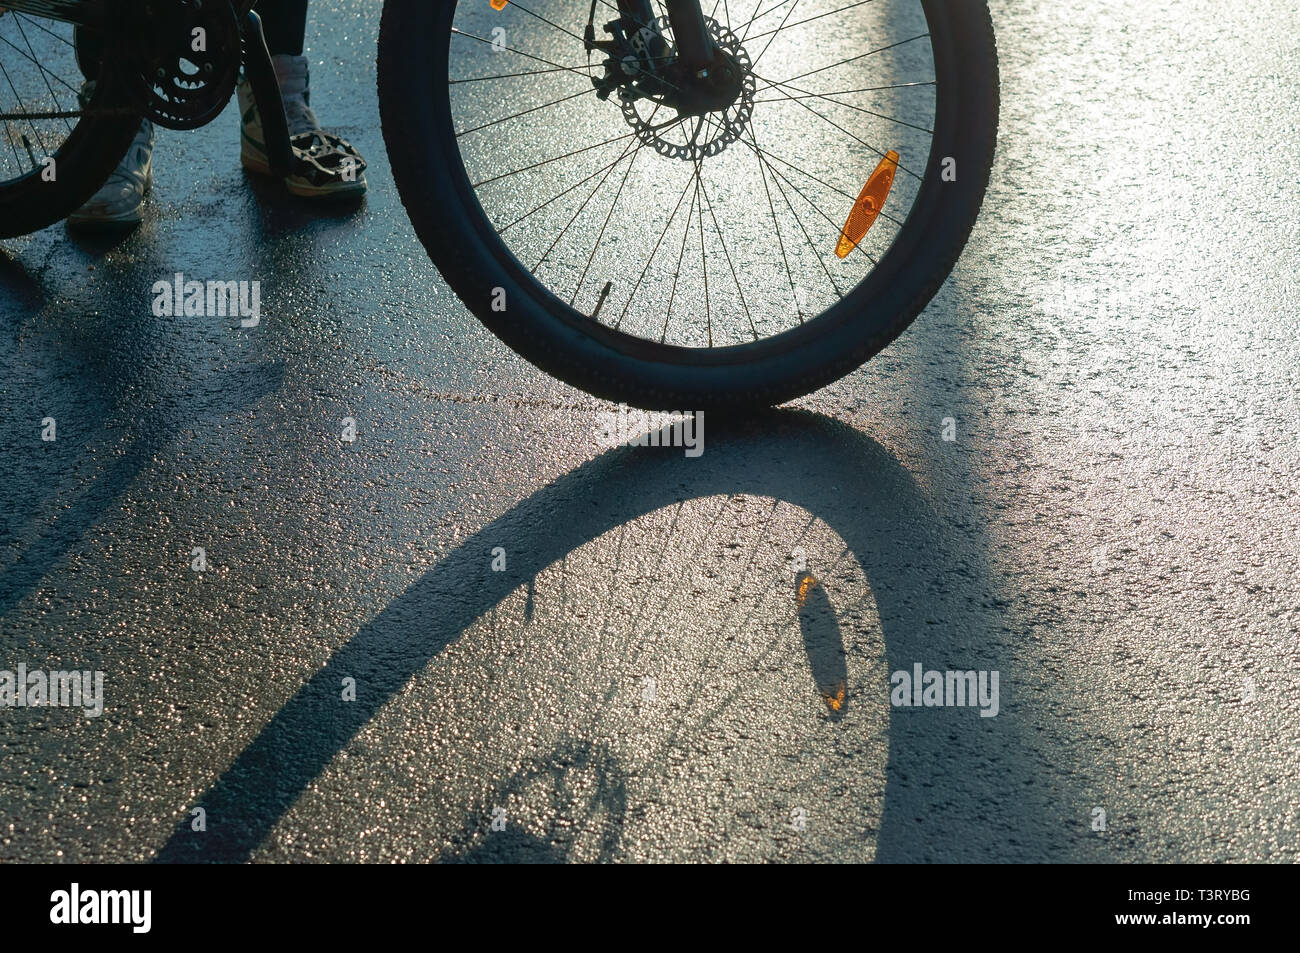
664,0 -> 715,69
617,0 -> 655,27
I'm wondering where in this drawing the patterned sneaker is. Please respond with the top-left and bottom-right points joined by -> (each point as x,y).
237,54 -> 367,199
68,115 -> 154,228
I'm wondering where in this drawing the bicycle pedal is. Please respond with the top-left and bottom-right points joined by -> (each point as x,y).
288,133 -> 367,186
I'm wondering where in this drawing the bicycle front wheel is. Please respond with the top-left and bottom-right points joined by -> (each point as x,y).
379,0 -> 998,409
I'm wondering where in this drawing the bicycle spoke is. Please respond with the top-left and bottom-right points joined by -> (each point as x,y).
750,0 -> 800,72
0,31 -> 79,96
501,130 -> 686,236
535,130 -> 648,274
695,158 -> 711,347
571,104 -> 664,305
723,115 -> 879,274
753,70 -> 934,135
473,131 -> 637,189
496,0 -> 587,45
748,135 -> 908,230
767,149 -> 846,302
779,168 -> 871,281
14,13 -> 75,49
751,79 -> 935,103
748,123 -> 804,321
615,168 -> 698,330
745,0 -> 879,43
698,172 -> 757,341
754,79 -> 925,181
736,0 -> 794,44
0,111 -> 26,172
781,33 -> 930,85
451,26 -> 599,84
742,133 -> 879,267
501,151 -> 634,235
710,111 -> 847,310
451,63 -> 600,84
0,55 -> 45,160
12,13 -> 71,135
662,173 -> 701,343
571,144 -> 642,306
456,87 -> 591,138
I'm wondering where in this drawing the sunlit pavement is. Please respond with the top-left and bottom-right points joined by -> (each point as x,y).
2,0 -> 1297,862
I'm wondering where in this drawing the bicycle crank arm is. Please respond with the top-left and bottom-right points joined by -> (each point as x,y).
241,8 -> 293,178
0,0 -> 109,28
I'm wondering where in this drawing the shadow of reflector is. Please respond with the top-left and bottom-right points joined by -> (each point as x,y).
797,572 -> 848,720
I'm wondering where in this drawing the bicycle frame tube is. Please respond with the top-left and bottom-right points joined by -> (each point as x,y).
663,0 -> 716,69
0,0 -> 259,28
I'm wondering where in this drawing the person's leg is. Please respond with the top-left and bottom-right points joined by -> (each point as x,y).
68,26 -> 154,228
258,0 -> 309,57
238,0 -> 367,198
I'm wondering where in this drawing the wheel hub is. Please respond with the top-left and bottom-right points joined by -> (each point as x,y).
615,17 -> 755,161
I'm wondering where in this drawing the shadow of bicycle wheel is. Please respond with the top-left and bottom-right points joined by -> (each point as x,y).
154,409 -> 1033,863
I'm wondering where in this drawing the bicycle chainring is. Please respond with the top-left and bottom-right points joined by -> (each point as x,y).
123,0 -> 241,130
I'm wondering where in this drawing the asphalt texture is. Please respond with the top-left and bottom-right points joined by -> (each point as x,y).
1,0 -> 1298,862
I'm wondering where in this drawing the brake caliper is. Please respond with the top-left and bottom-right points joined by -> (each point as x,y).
585,1 -> 673,103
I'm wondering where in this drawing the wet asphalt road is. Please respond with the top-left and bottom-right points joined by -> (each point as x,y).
2,0 -> 1298,863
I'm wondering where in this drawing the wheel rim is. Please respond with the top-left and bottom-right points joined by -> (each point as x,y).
0,9 -> 93,189
446,0 -> 940,352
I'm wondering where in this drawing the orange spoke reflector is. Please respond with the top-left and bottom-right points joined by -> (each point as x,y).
490,0 -> 509,10
835,150 -> 899,260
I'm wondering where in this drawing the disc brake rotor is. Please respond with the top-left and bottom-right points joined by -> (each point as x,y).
620,17 -> 755,161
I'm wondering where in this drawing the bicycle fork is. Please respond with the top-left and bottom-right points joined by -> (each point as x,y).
620,0 -> 716,70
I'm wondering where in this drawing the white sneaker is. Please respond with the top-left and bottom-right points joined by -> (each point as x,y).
68,117 -> 154,228
237,54 -> 367,199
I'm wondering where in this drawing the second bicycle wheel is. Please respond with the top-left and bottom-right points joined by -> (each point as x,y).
379,0 -> 998,409
0,7 -> 142,239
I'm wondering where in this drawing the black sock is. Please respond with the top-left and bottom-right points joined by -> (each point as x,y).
259,0 -> 310,57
